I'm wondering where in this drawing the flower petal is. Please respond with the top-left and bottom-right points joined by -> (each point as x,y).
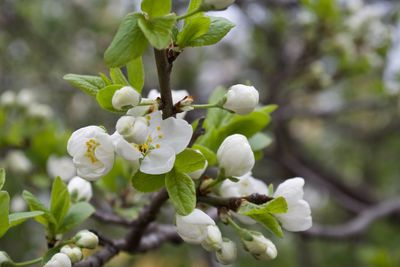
111,132 -> 142,161
140,146 -> 175,174
273,177 -> 305,204
67,126 -> 105,156
275,200 -> 312,231
159,117 -> 193,154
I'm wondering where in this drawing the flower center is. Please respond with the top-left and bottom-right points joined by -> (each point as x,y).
85,138 -> 100,164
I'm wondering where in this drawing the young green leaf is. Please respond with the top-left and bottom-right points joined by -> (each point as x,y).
263,197 -> 288,214
192,144 -> 217,166
104,13 -> 148,67
248,132 -> 272,152
186,17 -> 235,47
127,57 -> 145,93
177,16 -> 211,48
141,0 -> 172,18
175,148 -> 207,173
22,190 -> 55,227
0,168 -> 5,190
63,74 -> 105,96
138,14 -> 177,50
50,177 -> 70,225
165,170 -> 196,215
0,191 -> 10,238
247,212 -> 284,238
96,84 -> 124,112
8,211 -> 44,227
99,72 -> 112,86
132,171 -> 166,192
58,202 -> 95,233
109,68 -> 129,85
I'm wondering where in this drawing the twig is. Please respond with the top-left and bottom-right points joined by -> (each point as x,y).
189,116 -> 205,147
92,210 -> 132,227
154,49 -> 174,119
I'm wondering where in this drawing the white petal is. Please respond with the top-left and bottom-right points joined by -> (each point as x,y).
140,146 -> 175,174
273,177 -> 305,204
67,126 -> 105,156
147,111 -> 163,132
159,117 -> 192,153
275,200 -> 312,231
111,132 -> 142,161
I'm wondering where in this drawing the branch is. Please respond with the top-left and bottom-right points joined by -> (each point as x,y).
154,48 -> 174,119
305,198 -> 400,240
92,210 -> 132,227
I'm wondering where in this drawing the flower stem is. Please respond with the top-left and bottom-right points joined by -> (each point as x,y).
191,103 -> 220,109
177,8 -> 202,20
14,257 -> 42,267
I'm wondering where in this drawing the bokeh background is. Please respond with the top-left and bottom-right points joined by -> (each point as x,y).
1,0 -> 400,266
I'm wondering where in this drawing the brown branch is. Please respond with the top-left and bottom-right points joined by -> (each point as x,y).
92,210 -> 132,227
154,49 -> 174,119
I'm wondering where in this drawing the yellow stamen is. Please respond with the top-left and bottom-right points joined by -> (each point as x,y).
85,139 -> 99,164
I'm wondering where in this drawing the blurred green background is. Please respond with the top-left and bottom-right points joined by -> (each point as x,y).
1,0 -> 400,266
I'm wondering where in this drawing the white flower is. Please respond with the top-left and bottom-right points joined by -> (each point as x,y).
203,0 -> 235,10
112,86 -> 141,110
47,155 -> 76,182
67,176 -> 93,202
223,84 -> 259,115
188,150 -> 208,179
0,91 -> 16,106
16,89 -> 35,107
44,253 -> 71,267
67,126 -> 115,181
5,150 -> 32,174
219,173 -> 269,198
60,245 -> 82,264
27,104 -> 53,119
242,232 -> 277,261
201,225 -> 223,251
176,209 -> 216,244
113,111 -> 192,175
74,230 -> 99,249
148,89 -> 190,119
11,195 -> 26,212
116,116 -> 148,144
273,177 -> 312,232
216,239 -> 237,265
217,134 -> 254,177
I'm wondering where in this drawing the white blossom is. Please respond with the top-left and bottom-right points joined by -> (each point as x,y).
176,209 -> 217,244
201,225 -> 223,251
273,177 -> 312,232
242,232 -> 277,261
216,239 -> 237,265
67,126 -> 115,181
67,176 -> 93,202
44,253 -> 71,267
217,134 -> 255,177
60,245 -> 82,264
47,155 -> 76,182
223,84 -> 259,115
11,195 -> 26,212
115,116 -> 148,144
219,173 -> 268,198
203,0 -> 235,10
74,230 -> 99,249
27,104 -> 53,119
113,111 -> 192,175
16,89 -> 35,107
5,150 -> 32,174
112,86 -> 141,110
0,91 -> 16,106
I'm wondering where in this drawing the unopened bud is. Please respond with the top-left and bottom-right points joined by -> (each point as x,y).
216,239 -> 237,265
67,176 -> 93,202
242,231 -> 277,261
44,253 -> 71,267
112,86 -> 141,110
0,251 -> 13,266
74,230 -> 99,249
201,225 -> 223,251
60,245 -> 82,264
223,84 -> 259,115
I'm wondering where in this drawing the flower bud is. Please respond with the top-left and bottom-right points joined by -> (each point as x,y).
60,245 -> 82,264
216,239 -> 237,265
68,176 -> 93,202
16,89 -> 35,107
116,116 -> 148,144
27,104 -> 53,119
178,96 -> 194,112
217,134 -> 255,177
112,86 -> 141,110
242,232 -> 277,261
223,84 -> 259,115
201,225 -> 223,251
0,251 -> 13,266
74,230 -> 99,249
44,253 -> 72,267
5,150 -> 32,174
203,0 -> 235,10
176,209 -> 216,244
0,91 -> 16,106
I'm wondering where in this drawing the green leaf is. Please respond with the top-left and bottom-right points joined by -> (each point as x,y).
132,171 -> 166,192
0,191 -> 10,238
22,190 -> 55,227
187,17 -> 235,47
58,202 -> 95,233
99,72 -> 112,86
248,133 -> 272,152
50,177 -> 70,225
192,144 -> 217,166
8,211 -> 44,227
141,0 -> 172,18
177,16 -> 211,48
138,14 -> 177,50
63,74 -> 105,96
0,169 -> 5,190
127,57 -> 145,93
96,84 -> 124,112
204,86 -> 231,127
109,68 -> 129,85
248,212 -> 284,238
175,148 -> 207,173
165,169 -> 196,215
263,197 -> 288,214
104,13 -> 148,67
